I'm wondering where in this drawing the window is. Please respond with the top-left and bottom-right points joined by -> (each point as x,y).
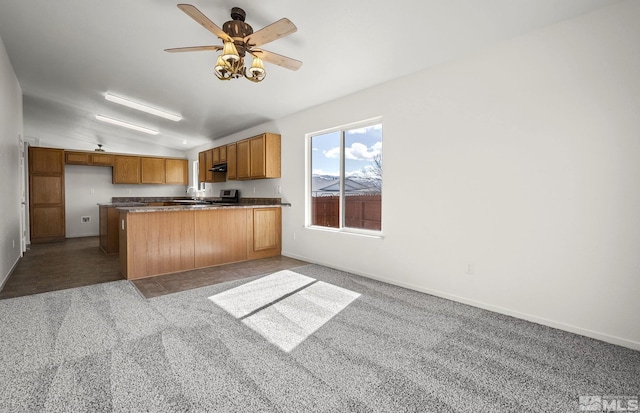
308,119 -> 382,233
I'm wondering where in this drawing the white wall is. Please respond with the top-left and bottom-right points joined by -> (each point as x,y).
193,1 -> 640,350
0,36 -> 23,287
64,166 -> 187,237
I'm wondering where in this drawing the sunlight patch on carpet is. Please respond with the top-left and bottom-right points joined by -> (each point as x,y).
209,270 -> 360,352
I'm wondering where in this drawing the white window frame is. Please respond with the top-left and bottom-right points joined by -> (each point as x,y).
305,117 -> 383,237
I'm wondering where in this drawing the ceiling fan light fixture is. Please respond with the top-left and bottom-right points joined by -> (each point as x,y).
221,41 -> 240,63
246,57 -> 266,82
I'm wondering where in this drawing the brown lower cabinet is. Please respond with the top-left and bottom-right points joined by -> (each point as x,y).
119,206 -> 282,279
99,206 -> 120,254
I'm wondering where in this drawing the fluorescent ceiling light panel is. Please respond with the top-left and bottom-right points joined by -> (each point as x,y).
95,114 -> 159,135
105,93 -> 182,121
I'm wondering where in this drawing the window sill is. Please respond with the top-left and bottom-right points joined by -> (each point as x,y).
305,225 -> 384,239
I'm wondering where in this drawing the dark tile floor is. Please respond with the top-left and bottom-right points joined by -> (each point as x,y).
0,237 -> 308,300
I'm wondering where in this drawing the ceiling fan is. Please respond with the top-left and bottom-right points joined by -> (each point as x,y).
165,4 -> 302,82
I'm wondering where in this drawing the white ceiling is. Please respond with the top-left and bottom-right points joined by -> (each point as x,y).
0,0 -> 621,151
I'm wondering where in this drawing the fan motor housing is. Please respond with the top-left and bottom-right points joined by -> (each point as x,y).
223,7 -> 253,40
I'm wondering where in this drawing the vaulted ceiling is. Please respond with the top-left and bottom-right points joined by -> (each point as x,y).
0,0 -> 620,151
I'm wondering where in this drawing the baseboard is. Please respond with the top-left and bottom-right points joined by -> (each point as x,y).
0,255 -> 21,292
66,233 -> 99,238
282,252 -> 640,352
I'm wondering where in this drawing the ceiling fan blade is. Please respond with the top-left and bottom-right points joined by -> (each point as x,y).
245,18 -> 297,47
250,49 -> 302,71
177,4 -> 232,42
165,45 -> 222,53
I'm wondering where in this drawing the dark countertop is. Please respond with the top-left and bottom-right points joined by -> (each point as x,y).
116,204 -> 283,213
97,202 -> 147,207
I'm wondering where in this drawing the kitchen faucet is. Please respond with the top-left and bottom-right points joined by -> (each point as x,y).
186,186 -> 200,200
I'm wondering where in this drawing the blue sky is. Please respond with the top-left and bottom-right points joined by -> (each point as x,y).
311,124 -> 382,178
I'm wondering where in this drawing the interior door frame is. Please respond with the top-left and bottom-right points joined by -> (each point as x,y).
22,136 -> 39,251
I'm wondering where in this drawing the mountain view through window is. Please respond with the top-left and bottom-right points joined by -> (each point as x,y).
310,121 -> 382,231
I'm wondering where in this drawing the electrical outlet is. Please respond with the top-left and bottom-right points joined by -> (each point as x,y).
465,263 -> 474,275
293,232 -> 296,240
81,216 -> 91,223
90,188 -> 95,195
275,185 -> 281,194
253,186 -> 256,194
12,239 -> 15,248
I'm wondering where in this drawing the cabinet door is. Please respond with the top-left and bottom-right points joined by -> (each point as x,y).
29,147 -> 65,243
113,156 -> 141,184
227,143 -> 237,180
198,151 -> 206,183
141,157 -> 166,184
249,135 -> 266,178
236,139 -> 250,179
205,149 -> 214,182
249,207 -> 281,259
30,147 -> 64,173
219,145 -> 227,163
165,159 -> 188,184
212,147 -> 220,164
65,151 -> 90,165
90,153 -> 114,166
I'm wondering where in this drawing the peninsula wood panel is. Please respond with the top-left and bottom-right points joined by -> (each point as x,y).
122,210 -> 195,279
194,209 -> 248,267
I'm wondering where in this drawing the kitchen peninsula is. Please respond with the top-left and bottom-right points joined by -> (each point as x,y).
116,203 -> 282,280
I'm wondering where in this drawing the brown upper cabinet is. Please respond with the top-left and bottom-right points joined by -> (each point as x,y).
29,147 -> 65,243
141,157 -> 166,184
236,139 -> 251,179
227,143 -> 237,180
166,159 -> 188,185
65,151 -> 114,166
198,148 -> 226,183
197,132 -> 280,182
213,145 -> 227,164
234,133 -> 281,180
113,156 -> 141,184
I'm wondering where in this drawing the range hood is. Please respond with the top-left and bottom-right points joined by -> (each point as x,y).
209,163 -> 227,172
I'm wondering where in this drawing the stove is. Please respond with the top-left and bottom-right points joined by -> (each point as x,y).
208,189 -> 239,204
